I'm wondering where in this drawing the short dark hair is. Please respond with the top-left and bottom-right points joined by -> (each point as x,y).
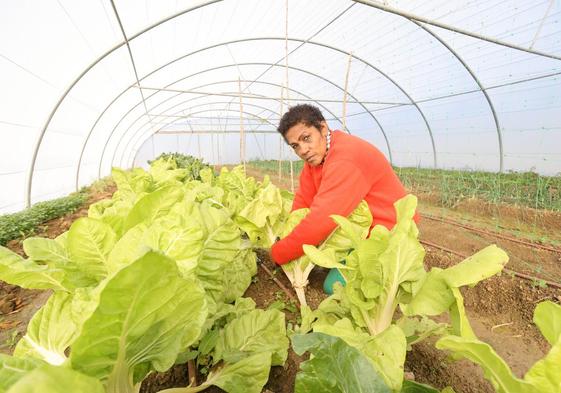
277,104 -> 325,137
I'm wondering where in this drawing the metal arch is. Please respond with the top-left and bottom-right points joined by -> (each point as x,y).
115,65 -> 395,172
121,99 -> 277,168
29,0 -> 561,206
128,36 -> 432,165
116,79 -> 342,169
130,107 -> 280,167
104,78 -> 342,180
412,21 -> 504,172
354,0 -> 561,171
84,51 -> 392,189
26,0 -> 225,207
123,103 -> 281,167
77,47 -> 351,192
92,70 -> 343,186
162,101 -> 281,123
257,37 -> 438,167
353,0 -> 561,62
78,38 -> 412,193
130,105 -> 281,165
103,78 -> 343,178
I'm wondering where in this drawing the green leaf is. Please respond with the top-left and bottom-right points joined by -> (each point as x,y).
123,186 -> 183,231
280,208 -> 310,238
0,354 -> 44,393
13,292 -> 82,365
143,215 -> 205,276
199,168 -> 214,184
6,363 -> 104,393
364,325 -> 407,392
214,309 -> 288,367
440,245 -> 508,288
303,246 -> 351,270
106,223 -> 149,274
435,335 -> 535,393
22,237 -> 93,289
292,332 -> 391,393
329,215 -> 362,247
524,338 -> 561,392
22,238 -> 70,265
67,217 -> 116,283
0,246 -> 66,291
194,352 -> 272,393
392,195 -> 419,237
532,300 -> 561,346
222,248 -> 257,303
363,230 -> 425,335
70,251 -> 207,393
523,300 -> 561,391
88,198 -> 131,238
449,287 -> 476,339
238,184 -> 282,228
323,201 -> 372,258
312,320 -> 406,391
111,167 -> 152,198
401,269 -> 453,316
192,202 -> 242,303
396,316 -> 448,349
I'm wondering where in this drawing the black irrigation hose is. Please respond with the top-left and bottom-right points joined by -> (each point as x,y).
422,213 -> 561,254
421,239 -> 561,290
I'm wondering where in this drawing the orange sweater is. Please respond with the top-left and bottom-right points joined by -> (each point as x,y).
271,130 -> 412,265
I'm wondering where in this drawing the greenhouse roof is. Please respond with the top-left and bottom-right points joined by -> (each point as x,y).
1,0 -> 560,213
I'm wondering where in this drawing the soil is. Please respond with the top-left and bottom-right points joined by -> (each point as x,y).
1,169 -> 560,393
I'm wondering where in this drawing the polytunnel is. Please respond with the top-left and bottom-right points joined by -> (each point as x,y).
1,0 -> 560,213
1,2 -> 561,392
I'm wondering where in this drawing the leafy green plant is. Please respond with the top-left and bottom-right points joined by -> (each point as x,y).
302,195 -> 509,391
248,160 -> 561,212
0,163 -> 289,393
436,301 -> 561,393
230,169 -> 372,306
149,153 -> 211,181
0,192 -> 87,245
292,333 -> 453,393
292,332 -> 391,393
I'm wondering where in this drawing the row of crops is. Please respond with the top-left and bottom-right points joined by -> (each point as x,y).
247,160 -> 561,211
0,155 -> 559,393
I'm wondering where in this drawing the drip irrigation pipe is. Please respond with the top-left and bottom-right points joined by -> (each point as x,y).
422,214 -> 561,254
420,239 -> 561,290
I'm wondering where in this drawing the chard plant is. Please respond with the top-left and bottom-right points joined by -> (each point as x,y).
0,162 -> 290,393
233,176 -> 372,306
302,195 -> 510,392
278,200 -> 372,306
435,300 -> 561,393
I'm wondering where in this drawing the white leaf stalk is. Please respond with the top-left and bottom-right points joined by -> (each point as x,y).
280,201 -> 372,307
282,259 -> 315,306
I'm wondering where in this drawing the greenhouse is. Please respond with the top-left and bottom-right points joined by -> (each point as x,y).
0,1 -> 560,392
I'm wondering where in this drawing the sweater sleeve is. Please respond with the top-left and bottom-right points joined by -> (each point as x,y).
291,164 -> 315,211
271,159 -> 370,264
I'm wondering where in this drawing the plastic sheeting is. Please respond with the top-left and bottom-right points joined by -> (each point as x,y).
1,0 -> 560,213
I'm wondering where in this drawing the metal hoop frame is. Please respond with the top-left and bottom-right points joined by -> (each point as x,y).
25,0 -> 560,205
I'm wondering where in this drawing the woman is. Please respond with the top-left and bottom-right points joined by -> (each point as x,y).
270,104 -> 416,293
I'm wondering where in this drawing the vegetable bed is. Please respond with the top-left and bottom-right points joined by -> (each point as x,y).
1,156 -> 559,393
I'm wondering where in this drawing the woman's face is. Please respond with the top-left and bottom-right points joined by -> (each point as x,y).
285,121 -> 328,167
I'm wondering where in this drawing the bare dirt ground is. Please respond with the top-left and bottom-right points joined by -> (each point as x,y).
245,166 -> 561,393
1,168 -> 560,393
